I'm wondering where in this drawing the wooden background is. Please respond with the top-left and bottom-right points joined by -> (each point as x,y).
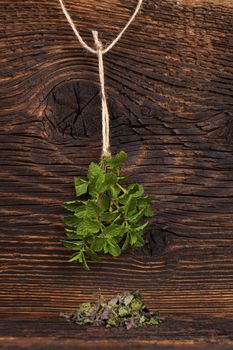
0,0 -> 233,348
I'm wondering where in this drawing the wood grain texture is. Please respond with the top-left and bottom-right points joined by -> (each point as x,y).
0,315 -> 233,349
0,0 -> 233,347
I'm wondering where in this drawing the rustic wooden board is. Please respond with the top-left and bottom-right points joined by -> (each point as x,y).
0,0 -> 233,348
0,315 -> 233,349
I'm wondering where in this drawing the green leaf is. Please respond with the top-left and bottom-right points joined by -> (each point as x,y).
144,205 -> 153,217
103,150 -> 127,171
74,205 -> 87,219
127,208 -> 145,223
63,216 -> 81,227
127,183 -> 144,197
129,231 -> 139,245
63,200 -> 83,212
74,201 -> 99,220
96,173 -> 118,194
64,228 -> 79,239
85,200 -> 99,217
62,240 -> 83,250
88,164 -> 105,197
121,231 -> 130,251
86,248 -> 100,262
125,196 -> 138,216
90,236 -> 105,252
74,177 -> 88,197
110,185 -> 121,198
82,254 -> 90,270
68,250 -> 90,270
104,173 -> 118,187
133,221 -> 149,233
68,249 -> 88,268
100,211 -> 119,223
95,172 -> 105,193
98,194 -> 110,212
106,239 -> 121,256
78,219 -> 102,235
117,175 -> 128,182
129,230 -> 144,246
68,253 -> 82,263
118,192 -> 130,205
88,162 -> 103,181
103,223 -> 125,238
137,197 -> 151,209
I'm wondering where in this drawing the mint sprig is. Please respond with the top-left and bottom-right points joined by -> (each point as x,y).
62,151 -> 153,270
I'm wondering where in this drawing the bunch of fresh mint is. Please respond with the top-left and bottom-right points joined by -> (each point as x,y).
61,290 -> 162,329
62,151 -> 153,270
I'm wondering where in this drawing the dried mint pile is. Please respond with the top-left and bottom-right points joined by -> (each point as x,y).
62,151 -> 153,270
61,290 -> 163,330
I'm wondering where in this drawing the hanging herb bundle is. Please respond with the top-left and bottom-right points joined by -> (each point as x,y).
62,151 -> 153,270
59,0 -> 152,270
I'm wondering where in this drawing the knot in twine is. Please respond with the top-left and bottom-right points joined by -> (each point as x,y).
58,0 -> 143,158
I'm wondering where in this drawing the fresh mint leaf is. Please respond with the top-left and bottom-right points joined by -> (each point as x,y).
134,236 -> 145,247
110,185 -> 121,198
87,162 -> 103,181
104,173 -> 117,186
129,230 -> 144,246
121,231 -> 130,251
90,236 -> 105,252
86,248 -> 100,262
127,208 -> 145,223
85,200 -> 99,217
78,219 -> 102,235
63,216 -> 81,227
95,172 -> 105,193
125,196 -> 138,216
100,211 -> 119,222
64,231 -> 80,239
73,205 -> 87,219
127,183 -> 144,197
74,177 -> 88,197
63,200 -> 83,212
144,205 -> 153,217
103,223 -> 125,238
133,221 -> 149,233
106,239 -> 121,256
102,150 -> 127,171
68,250 -> 88,269
98,194 -> 110,212
62,240 -> 83,250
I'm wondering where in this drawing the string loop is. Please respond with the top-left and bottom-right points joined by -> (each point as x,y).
58,0 -> 143,157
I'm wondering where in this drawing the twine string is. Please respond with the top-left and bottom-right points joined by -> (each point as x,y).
92,30 -> 110,158
58,0 -> 143,157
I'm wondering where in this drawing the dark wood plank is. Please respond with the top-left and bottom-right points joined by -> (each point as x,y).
0,0 -> 233,347
0,315 -> 233,349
